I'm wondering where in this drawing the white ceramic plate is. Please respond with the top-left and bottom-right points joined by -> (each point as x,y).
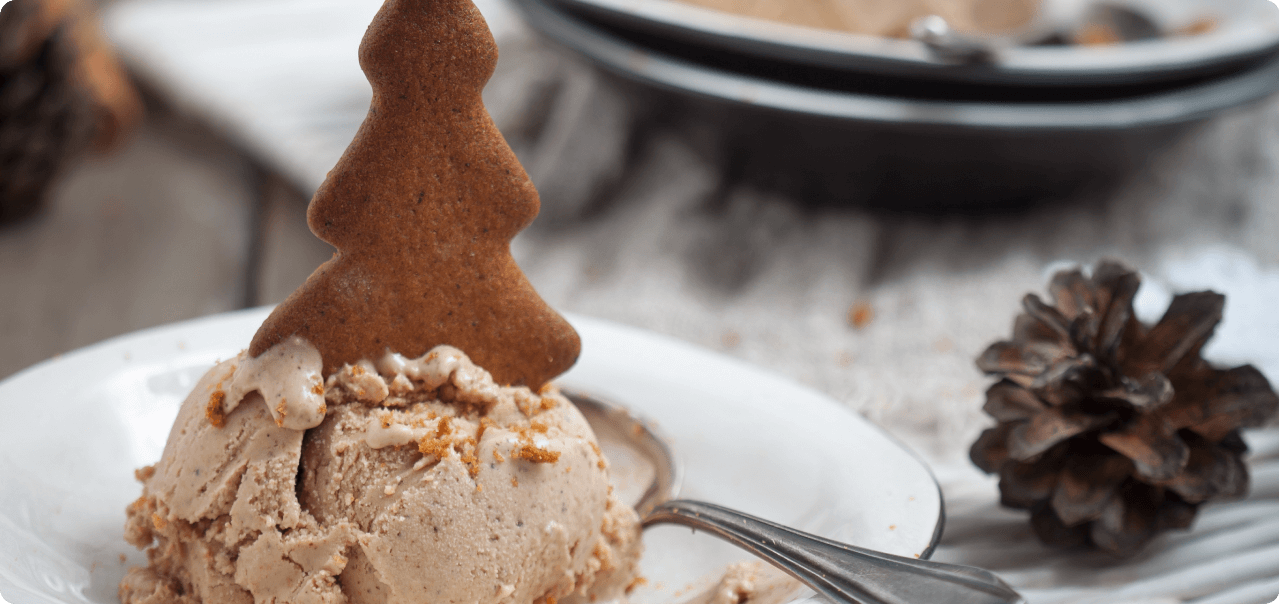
0,309 -> 942,604
513,0 -> 1278,131
546,0 -> 1278,86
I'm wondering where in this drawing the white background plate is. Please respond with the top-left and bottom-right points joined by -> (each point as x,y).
0,309 -> 941,604
546,0 -> 1278,85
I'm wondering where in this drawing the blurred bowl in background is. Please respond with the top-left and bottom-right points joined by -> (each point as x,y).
540,0 -> 1278,85
508,0 -> 1278,208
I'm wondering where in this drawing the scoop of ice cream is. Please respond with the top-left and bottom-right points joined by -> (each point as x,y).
121,345 -> 641,604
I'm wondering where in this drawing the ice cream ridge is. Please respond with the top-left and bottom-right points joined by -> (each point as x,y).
118,1 -> 643,603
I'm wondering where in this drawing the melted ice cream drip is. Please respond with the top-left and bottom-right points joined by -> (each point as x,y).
220,335 -> 326,430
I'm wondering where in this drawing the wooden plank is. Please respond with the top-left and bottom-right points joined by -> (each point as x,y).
0,113 -> 256,379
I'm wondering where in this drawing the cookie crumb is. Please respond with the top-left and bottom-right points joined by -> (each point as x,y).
205,390 -> 226,427
848,301 -> 874,330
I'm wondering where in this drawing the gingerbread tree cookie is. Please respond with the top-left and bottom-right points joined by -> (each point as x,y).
250,0 -> 579,389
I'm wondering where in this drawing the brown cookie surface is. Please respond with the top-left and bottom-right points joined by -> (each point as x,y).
250,0 -> 580,388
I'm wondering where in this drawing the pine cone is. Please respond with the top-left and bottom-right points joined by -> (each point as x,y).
969,260 -> 1277,556
0,0 -> 141,224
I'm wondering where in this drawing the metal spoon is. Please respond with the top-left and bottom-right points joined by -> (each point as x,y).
909,1 -> 1161,64
566,390 -> 1026,604
910,15 -> 1004,64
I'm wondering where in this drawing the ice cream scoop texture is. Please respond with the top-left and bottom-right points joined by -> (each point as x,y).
121,345 -> 642,604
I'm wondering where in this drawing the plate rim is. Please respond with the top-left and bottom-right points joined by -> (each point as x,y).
513,0 -> 1279,130
545,0 -> 1279,86
560,312 -> 946,561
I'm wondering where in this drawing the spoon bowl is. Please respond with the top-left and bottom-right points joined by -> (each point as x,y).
566,390 -> 1026,604
567,389 -> 683,516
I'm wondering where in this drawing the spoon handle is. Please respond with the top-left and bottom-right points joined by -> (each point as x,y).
643,500 -> 1025,604
909,15 -> 999,63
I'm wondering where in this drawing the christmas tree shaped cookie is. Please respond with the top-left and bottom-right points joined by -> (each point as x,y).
250,0 -> 579,389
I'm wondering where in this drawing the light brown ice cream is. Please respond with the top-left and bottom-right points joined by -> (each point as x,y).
679,562 -> 802,604
121,344 -> 642,604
